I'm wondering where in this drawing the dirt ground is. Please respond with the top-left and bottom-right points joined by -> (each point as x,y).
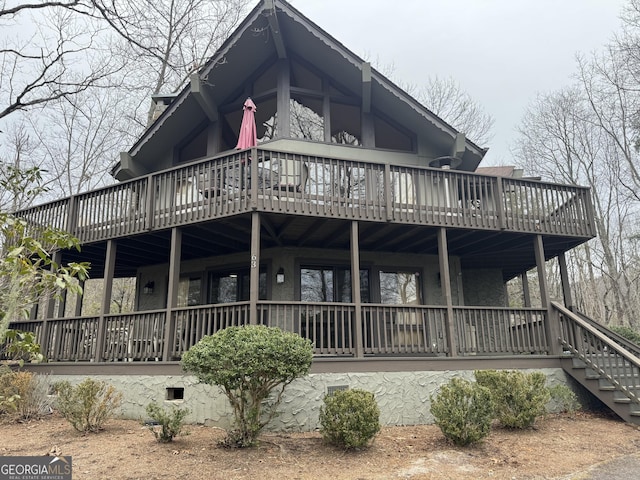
1,411 -> 640,480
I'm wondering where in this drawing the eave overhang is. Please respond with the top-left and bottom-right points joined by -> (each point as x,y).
112,0 -> 486,180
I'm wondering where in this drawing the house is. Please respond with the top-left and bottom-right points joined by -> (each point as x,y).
11,0 -> 640,428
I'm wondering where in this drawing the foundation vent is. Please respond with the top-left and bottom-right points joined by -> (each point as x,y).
327,385 -> 349,396
166,387 -> 185,401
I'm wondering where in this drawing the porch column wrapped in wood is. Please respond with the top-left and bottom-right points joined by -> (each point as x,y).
437,228 -> 457,356
351,221 -> 364,357
162,228 -> 182,360
534,234 -> 561,355
95,239 -> 116,362
249,211 -> 260,325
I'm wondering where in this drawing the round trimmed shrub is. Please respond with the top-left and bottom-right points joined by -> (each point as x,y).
181,325 -> 313,447
430,377 -> 494,446
319,389 -> 380,449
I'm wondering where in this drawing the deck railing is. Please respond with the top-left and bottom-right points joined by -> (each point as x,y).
7,304 -> 550,362
556,302 -> 640,404
454,307 -> 548,355
15,148 -> 596,242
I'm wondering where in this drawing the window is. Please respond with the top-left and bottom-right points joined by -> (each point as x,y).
300,267 -> 369,302
177,277 -> 201,307
379,271 -> 421,305
208,269 -> 266,303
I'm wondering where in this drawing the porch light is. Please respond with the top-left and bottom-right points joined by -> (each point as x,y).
276,267 -> 285,284
143,281 -> 155,295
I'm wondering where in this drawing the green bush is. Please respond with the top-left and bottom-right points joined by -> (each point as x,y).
145,402 -> 190,443
319,389 -> 380,449
548,384 -> 581,417
475,370 -> 549,429
430,377 -> 494,446
0,366 -> 21,417
1,330 -> 45,366
54,378 -> 122,433
0,367 -> 52,421
609,326 -> 640,346
181,325 -> 313,447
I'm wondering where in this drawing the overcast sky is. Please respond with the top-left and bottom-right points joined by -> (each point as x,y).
289,0 -> 627,166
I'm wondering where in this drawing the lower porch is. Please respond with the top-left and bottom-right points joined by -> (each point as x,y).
9,302 -> 550,363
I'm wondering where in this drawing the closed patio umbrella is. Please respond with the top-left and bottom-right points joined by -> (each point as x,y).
235,97 -> 257,150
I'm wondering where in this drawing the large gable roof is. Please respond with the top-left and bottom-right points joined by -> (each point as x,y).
121,0 -> 486,175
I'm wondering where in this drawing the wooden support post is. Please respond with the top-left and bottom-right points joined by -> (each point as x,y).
534,235 -> 561,355
521,271 -> 531,307
95,240 -> 116,362
65,195 -> 78,237
323,79 -> 331,143
163,228 -> 182,361
438,228 -> 457,357
495,176 -> 506,230
350,221 -> 364,357
145,173 -> 155,231
558,252 -> 574,311
41,250 -> 62,358
56,290 -> 67,318
384,164 -> 392,222
74,279 -> 85,317
249,212 -> 261,325
250,147 -> 259,209
277,59 -> 290,138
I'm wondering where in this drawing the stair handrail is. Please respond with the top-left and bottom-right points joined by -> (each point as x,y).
573,310 -> 640,358
552,301 -> 640,404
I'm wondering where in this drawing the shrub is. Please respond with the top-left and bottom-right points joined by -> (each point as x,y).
54,378 -> 122,433
548,384 -> 581,417
475,370 -> 549,429
0,366 -> 20,417
0,367 -> 52,421
319,389 -> 380,449
1,330 -> 44,366
430,377 -> 494,446
145,402 -> 190,443
609,326 -> 640,346
181,325 -> 313,447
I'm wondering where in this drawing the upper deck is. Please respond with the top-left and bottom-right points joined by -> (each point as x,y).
17,147 -> 596,249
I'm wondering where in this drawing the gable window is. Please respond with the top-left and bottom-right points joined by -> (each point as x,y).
208,268 -> 266,303
379,271 -> 421,305
300,266 -> 369,303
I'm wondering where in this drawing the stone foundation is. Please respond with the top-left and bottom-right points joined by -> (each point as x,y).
48,368 -> 574,431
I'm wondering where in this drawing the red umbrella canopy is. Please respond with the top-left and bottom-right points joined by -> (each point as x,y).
235,98 -> 258,150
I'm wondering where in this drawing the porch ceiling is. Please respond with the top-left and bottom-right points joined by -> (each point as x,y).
60,214 -> 586,281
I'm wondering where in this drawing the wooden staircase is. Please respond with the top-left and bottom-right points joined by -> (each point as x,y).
554,302 -> 640,425
560,355 -> 640,425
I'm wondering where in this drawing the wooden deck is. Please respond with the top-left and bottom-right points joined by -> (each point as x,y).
9,303 -> 549,363
16,147 -> 596,245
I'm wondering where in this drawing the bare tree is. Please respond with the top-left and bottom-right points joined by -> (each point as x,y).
95,0 -> 251,127
514,86 -> 640,328
415,76 -> 495,146
27,88 -> 130,196
0,4 -> 120,122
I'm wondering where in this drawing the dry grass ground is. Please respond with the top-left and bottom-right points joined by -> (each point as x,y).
1,411 -> 640,479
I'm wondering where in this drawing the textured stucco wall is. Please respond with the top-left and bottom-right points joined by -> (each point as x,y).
50,368 -> 572,432
462,269 -> 507,306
